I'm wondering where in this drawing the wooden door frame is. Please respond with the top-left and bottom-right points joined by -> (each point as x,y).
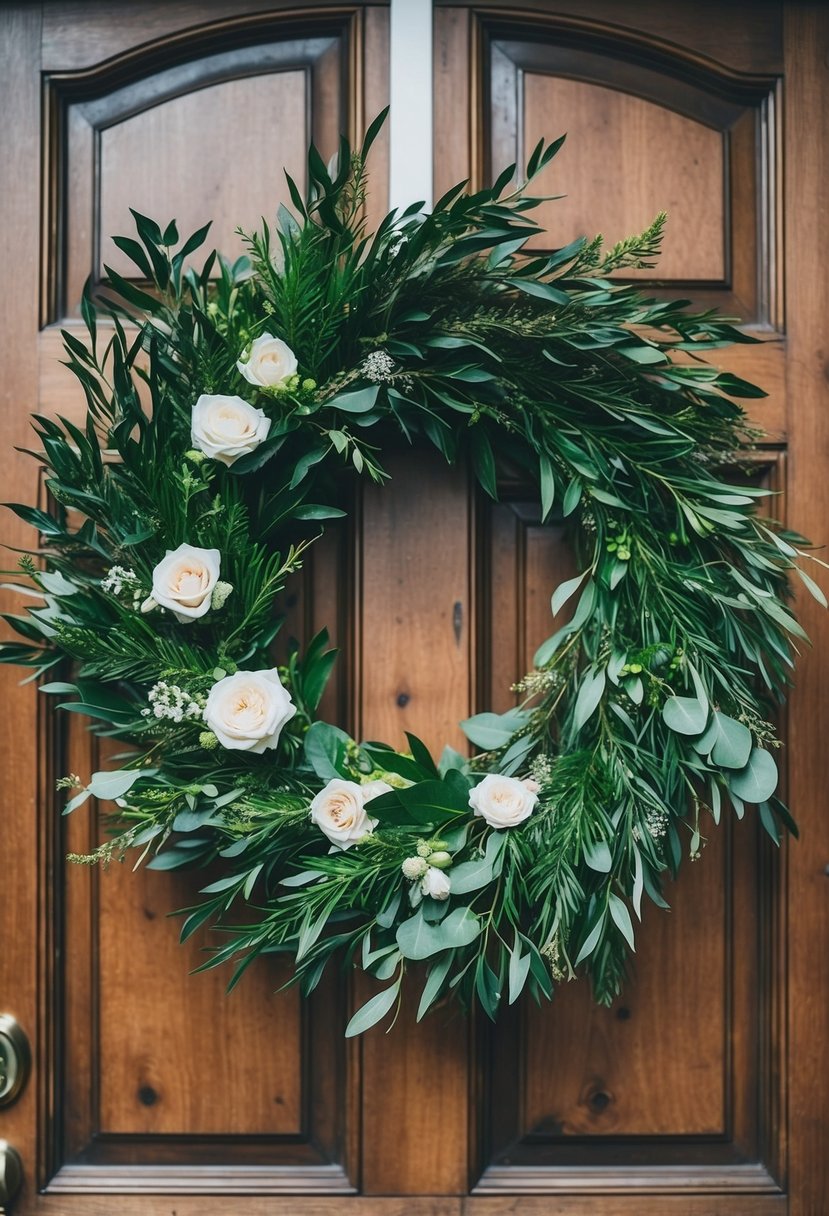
1,4 -> 828,1213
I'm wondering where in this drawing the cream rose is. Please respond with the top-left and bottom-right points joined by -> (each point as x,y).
310,779 -> 381,850
420,867 -> 451,901
150,543 -> 221,623
237,334 -> 298,389
190,394 -> 270,465
469,773 -> 538,829
203,669 -> 296,753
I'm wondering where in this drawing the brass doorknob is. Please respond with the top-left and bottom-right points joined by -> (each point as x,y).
0,1141 -> 22,1212
0,1017 -> 30,1108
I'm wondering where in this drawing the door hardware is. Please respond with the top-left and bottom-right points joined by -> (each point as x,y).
0,1141 -> 22,1213
0,1017 -> 30,1108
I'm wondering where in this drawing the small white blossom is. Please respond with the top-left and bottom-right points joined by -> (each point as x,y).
362,350 -> 397,383
146,681 -> 204,724
402,856 -> 428,881
632,807 -> 669,842
101,566 -> 139,597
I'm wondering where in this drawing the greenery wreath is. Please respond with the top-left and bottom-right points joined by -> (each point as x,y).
3,112 -> 823,1036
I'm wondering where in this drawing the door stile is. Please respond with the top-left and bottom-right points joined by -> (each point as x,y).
783,5 -> 829,1212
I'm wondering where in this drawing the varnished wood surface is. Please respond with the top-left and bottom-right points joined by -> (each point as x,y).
783,5 -> 829,1212
358,454 -> 472,1194
521,74 -> 725,281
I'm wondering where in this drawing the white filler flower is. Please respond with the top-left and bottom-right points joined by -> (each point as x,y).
237,334 -> 298,388
150,543 -> 221,623
204,669 -> 296,753
310,779 -> 390,850
190,394 -> 270,465
468,773 -> 538,829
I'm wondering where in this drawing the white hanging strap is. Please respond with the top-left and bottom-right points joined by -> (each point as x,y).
388,0 -> 434,213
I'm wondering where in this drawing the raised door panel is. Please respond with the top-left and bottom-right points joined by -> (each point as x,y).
479,13 -> 785,440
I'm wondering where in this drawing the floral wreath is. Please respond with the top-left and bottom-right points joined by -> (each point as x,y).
3,112 -> 821,1036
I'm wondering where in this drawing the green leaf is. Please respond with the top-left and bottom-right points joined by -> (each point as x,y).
563,478 -> 583,517
470,427 -> 497,498
796,566 -> 828,608
461,709 -> 527,750
511,278 -> 569,304
417,953 -> 453,1021
729,748 -> 779,804
345,982 -> 400,1037
327,385 -> 380,414
450,833 -> 505,894
508,939 -> 532,1004
539,453 -> 555,520
551,571 -> 587,618
575,911 -> 606,965
608,893 -> 635,950
693,712 -> 752,769
662,696 -> 709,735
303,721 -> 351,780
572,667 -> 606,731
583,839 -> 612,873
396,906 -> 480,960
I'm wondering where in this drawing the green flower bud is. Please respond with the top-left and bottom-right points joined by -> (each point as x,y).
426,850 -> 453,869
302,378 -> 317,392
185,449 -> 207,464
198,731 -> 219,750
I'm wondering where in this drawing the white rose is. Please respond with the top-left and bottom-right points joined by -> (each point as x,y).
420,867 -> 451,901
150,543 -> 221,623
203,669 -> 296,753
469,773 -> 538,829
361,779 -> 393,802
310,779 -> 379,850
190,394 -> 270,466
237,334 -> 298,389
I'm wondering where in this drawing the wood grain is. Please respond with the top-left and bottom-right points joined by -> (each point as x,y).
98,73 -> 307,285
783,4 -> 829,1212
358,454 -> 472,1195
522,74 -> 725,282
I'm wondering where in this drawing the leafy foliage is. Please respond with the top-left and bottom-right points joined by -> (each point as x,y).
2,112 -> 821,1032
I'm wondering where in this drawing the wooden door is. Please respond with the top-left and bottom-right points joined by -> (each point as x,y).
1,2 -> 828,1213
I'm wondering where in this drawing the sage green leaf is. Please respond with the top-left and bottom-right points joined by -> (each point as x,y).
435,906 -> 481,950
396,906 -> 480,960
796,566 -> 828,608
583,839 -> 612,872
609,893 -> 635,950
345,982 -> 400,1037
539,453 -> 555,520
327,385 -> 380,413
417,953 -> 453,1021
729,747 -> 779,803
551,570 -> 587,618
508,938 -> 532,1004
461,709 -> 528,750
662,696 -> 709,735
573,667 -> 606,731
710,714 -> 752,769
575,911 -> 606,965
451,831 -> 505,893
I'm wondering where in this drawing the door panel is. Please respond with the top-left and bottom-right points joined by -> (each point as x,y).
1,3 -> 828,1214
